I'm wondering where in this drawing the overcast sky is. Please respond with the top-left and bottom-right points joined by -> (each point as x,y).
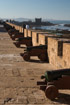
0,0 -> 70,20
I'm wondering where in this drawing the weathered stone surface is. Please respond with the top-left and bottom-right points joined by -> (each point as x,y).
48,37 -> 70,69
24,29 -> 28,37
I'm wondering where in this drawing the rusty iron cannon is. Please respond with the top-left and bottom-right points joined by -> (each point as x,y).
5,25 -> 12,31
8,28 -> 19,36
11,33 -> 24,40
4,23 -> 14,31
21,45 -> 48,61
40,69 -> 70,100
14,37 -> 32,47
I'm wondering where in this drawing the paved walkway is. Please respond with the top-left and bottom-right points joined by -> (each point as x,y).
0,25 -> 70,105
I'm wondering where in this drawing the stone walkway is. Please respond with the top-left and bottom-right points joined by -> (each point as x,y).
0,25 -> 70,105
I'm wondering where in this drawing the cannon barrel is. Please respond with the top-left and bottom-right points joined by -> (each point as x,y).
44,69 -> 70,82
25,45 -> 47,51
18,37 -> 32,41
15,33 -> 24,36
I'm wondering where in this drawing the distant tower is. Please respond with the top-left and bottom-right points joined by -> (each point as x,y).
35,18 -> 42,24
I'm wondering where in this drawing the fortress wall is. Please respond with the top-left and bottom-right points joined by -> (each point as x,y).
48,37 -> 70,69
28,29 -> 33,37
38,34 -> 47,45
48,37 -> 58,68
24,29 -> 28,37
19,26 -> 23,33
5,22 -> 70,69
32,31 -> 38,46
6,22 -> 23,32
38,33 -> 56,45
63,43 -> 70,68
32,31 -> 49,46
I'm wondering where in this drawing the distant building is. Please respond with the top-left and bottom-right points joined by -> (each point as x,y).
35,18 -> 42,24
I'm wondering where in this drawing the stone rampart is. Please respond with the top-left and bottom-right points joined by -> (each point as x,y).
6,22 -> 70,69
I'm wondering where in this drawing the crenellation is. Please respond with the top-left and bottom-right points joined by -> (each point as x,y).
48,37 -> 70,69
28,29 -> 35,37
28,29 -> 32,37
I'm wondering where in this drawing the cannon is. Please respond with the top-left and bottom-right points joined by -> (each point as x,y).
14,37 -> 32,47
21,45 -> 48,61
40,69 -> 70,100
11,33 -> 24,40
8,29 -> 19,36
4,24 -> 14,31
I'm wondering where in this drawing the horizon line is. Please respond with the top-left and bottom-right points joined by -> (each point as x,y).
0,17 -> 70,21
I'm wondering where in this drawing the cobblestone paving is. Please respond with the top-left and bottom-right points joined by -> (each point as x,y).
0,26 -> 70,105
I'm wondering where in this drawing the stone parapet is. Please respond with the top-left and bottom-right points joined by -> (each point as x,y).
5,22 -> 70,69
48,37 -> 70,69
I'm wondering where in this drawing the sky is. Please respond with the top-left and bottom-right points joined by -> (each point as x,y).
0,0 -> 70,20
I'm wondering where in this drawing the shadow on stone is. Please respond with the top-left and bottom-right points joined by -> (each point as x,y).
53,93 -> 70,105
27,59 -> 48,63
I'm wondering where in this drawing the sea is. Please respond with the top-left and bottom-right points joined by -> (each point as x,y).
33,20 -> 70,31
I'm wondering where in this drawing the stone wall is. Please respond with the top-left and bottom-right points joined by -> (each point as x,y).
32,32 -> 49,46
28,29 -> 32,37
63,42 -> 70,68
6,22 -> 23,32
19,26 -> 23,33
38,33 -> 56,45
32,31 -> 38,46
6,22 -> 70,69
48,37 -> 70,69
24,29 -> 28,37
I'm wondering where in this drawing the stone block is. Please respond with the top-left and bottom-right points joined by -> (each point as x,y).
24,29 -> 28,37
